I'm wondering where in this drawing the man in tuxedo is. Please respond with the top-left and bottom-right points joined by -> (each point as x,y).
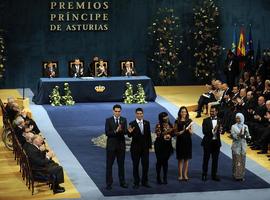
105,104 -> 128,190
128,108 -> 152,189
26,135 -> 65,194
70,59 -> 84,77
201,106 -> 224,181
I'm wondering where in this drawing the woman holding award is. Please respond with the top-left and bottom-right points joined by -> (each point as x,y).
154,112 -> 174,184
231,113 -> 251,181
174,106 -> 193,181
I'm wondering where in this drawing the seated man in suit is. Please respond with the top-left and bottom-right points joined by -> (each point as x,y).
44,62 -> 57,78
70,59 -> 84,77
96,59 -> 108,77
122,61 -> 136,76
26,135 -> 65,194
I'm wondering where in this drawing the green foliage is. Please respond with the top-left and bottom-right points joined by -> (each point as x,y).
123,82 -> 134,104
123,82 -> 147,104
134,84 -> 147,104
148,8 -> 182,84
193,0 -> 221,82
49,86 -> 62,106
49,83 -> 75,106
62,83 -> 75,106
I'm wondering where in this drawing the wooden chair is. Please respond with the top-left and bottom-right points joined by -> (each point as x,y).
42,61 -> 59,78
120,60 -> 136,76
68,59 -> 84,77
94,60 -> 109,77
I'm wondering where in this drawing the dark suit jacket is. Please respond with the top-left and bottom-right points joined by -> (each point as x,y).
105,116 -> 127,151
128,120 -> 152,151
70,64 -> 84,77
201,117 -> 223,148
25,143 -> 50,169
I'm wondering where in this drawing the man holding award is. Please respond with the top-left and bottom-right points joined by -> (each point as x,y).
105,104 -> 128,190
201,106 -> 224,181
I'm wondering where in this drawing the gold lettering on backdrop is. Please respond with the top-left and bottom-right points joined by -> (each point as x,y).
49,1 -> 110,32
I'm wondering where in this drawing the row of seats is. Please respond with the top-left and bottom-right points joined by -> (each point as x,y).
42,59 -> 136,78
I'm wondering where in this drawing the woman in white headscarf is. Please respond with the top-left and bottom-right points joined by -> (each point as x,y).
231,113 -> 251,181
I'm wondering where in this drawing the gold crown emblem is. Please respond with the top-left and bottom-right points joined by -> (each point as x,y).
95,85 -> 106,93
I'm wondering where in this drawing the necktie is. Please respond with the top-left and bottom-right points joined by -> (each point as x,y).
115,118 -> 119,127
139,121 -> 144,134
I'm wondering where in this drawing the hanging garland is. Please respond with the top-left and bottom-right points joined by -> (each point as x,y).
193,0 -> 221,82
148,8 -> 182,84
0,30 -> 6,81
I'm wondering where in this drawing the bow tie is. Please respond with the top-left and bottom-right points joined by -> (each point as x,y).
211,117 -> 217,120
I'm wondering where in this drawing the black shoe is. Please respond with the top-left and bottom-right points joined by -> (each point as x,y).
257,151 -> 267,154
157,178 -> 163,184
202,175 -> 207,181
251,147 -> 260,150
195,114 -> 201,118
120,183 -> 128,188
142,183 -> 151,188
267,155 -> 270,157
163,179 -> 168,184
106,185 -> 112,190
56,186 -> 65,191
133,184 -> 139,189
53,188 -> 65,194
212,176 -> 221,181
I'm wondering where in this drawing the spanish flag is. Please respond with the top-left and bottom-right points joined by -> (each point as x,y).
237,27 -> 246,69
237,27 -> 246,57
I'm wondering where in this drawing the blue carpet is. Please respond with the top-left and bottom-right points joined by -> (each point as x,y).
43,102 -> 270,196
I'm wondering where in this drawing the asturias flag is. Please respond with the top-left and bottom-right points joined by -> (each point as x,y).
232,25 -> 237,54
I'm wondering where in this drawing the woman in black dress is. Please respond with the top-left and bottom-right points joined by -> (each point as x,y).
154,112 -> 174,184
174,106 -> 193,181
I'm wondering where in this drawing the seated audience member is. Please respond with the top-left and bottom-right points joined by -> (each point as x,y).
196,79 -> 217,118
96,59 -> 108,77
247,96 -> 267,148
4,97 -> 15,117
207,80 -> 224,114
70,59 -> 84,77
14,116 -> 27,146
44,62 -> 57,78
263,80 -> 270,101
21,109 -> 40,134
256,110 -> 270,154
26,135 -> 65,194
122,61 -> 137,76
7,102 -> 20,122
234,88 -> 247,114
23,132 -> 35,152
247,76 -> 257,92
256,76 -> 264,96
243,71 -> 250,86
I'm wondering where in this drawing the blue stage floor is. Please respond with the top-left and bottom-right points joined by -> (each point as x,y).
42,102 -> 270,197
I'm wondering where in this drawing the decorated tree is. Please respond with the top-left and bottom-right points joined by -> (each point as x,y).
148,8 -> 182,85
193,0 -> 221,82
49,85 -> 62,106
62,83 -> 75,106
134,83 -> 147,104
0,31 -> 6,81
123,82 -> 134,104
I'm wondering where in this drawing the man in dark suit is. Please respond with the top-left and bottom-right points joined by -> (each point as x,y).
105,104 -> 128,190
128,108 -> 152,189
70,59 -> 84,77
25,135 -> 65,194
201,106 -> 224,181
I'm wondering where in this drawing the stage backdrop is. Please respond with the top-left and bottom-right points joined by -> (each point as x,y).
1,0 -> 270,89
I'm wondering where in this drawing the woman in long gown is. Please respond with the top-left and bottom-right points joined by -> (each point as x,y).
154,112 -> 174,184
174,106 -> 193,181
231,113 -> 251,181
